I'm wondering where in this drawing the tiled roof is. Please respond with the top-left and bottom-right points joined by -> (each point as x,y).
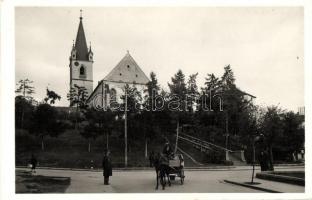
103,52 -> 150,84
75,18 -> 89,61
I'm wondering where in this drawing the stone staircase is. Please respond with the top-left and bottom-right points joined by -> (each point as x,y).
178,133 -> 246,165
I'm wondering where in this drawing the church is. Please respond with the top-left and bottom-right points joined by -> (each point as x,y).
69,13 -> 150,109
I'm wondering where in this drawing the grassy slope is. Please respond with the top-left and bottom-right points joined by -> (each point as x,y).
16,129 -> 170,168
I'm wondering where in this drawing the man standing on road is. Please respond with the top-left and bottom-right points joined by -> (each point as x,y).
102,150 -> 112,185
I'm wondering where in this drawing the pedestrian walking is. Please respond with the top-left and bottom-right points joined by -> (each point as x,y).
30,154 -> 37,174
102,150 -> 112,185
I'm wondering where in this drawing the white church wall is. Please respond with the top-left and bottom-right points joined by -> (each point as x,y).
70,60 -> 93,97
87,80 -> 147,110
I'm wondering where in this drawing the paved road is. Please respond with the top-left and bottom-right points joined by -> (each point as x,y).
17,166 -> 304,193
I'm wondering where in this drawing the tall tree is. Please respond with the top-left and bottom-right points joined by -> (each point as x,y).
15,79 -> 35,100
168,69 -> 187,99
259,106 -> 284,170
221,65 -> 235,89
144,72 -> 161,111
167,70 -> 189,150
168,69 -> 187,112
119,84 -> 143,153
186,73 -> 199,112
204,73 -> 221,92
142,72 -> 161,157
15,79 -> 35,129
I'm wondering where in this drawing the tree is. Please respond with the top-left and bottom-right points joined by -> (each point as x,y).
67,84 -> 89,128
29,103 -> 67,150
15,79 -> 35,129
186,73 -> 199,112
142,72 -> 161,157
120,84 -> 142,113
168,69 -> 187,102
15,96 -> 34,129
119,84 -> 143,153
221,65 -> 235,89
167,70 -> 189,151
44,88 -> 61,105
204,73 -> 221,92
15,79 -> 35,100
67,84 -> 88,109
259,106 -> 284,170
144,72 -> 161,111
83,108 -> 115,152
282,111 -> 304,160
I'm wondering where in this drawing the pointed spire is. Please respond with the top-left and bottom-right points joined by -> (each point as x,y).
75,10 -> 89,61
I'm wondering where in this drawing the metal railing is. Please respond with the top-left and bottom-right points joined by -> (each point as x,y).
179,133 -> 232,153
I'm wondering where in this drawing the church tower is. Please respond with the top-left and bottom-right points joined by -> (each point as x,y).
69,11 -> 93,104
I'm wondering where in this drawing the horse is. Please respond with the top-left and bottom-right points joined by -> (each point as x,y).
152,152 -> 172,190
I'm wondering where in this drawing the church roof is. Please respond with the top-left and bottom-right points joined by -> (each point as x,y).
103,51 -> 150,84
74,17 -> 89,61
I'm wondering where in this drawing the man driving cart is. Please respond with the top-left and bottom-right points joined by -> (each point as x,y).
162,140 -> 174,159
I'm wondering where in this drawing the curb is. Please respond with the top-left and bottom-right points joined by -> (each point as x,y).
256,172 -> 305,186
223,180 -> 281,193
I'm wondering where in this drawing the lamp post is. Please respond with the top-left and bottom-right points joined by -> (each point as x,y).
124,86 -> 128,168
225,111 -> 229,150
251,136 -> 256,183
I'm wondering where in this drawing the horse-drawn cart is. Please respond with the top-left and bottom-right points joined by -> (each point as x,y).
168,154 -> 185,184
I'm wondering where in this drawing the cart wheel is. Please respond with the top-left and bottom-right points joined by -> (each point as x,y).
180,170 -> 184,184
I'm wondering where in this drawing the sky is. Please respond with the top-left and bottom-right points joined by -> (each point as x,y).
15,7 -> 304,111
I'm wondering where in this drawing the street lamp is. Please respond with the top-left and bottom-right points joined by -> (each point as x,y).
124,86 -> 128,168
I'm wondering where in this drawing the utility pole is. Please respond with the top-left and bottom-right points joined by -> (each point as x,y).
124,87 -> 128,168
251,137 -> 256,183
225,111 -> 229,149
174,120 -> 179,153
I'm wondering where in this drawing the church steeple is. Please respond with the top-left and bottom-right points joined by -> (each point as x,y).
74,10 -> 89,61
68,10 -> 94,106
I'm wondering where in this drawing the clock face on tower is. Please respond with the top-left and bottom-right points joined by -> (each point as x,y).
74,61 -> 79,66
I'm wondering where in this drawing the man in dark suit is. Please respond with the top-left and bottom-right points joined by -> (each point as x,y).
102,150 -> 112,185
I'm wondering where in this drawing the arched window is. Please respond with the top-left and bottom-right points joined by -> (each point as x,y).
110,88 -> 117,103
80,66 -> 85,76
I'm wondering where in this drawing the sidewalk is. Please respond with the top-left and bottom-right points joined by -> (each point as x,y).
224,168 -> 305,193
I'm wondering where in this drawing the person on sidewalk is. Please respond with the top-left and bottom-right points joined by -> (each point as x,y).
30,153 -> 38,174
102,150 -> 112,185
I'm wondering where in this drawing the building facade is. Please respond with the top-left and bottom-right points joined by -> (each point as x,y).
87,51 -> 149,109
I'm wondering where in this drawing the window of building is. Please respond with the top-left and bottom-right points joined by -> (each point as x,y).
80,66 -> 85,76
110,88 -> 117,104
